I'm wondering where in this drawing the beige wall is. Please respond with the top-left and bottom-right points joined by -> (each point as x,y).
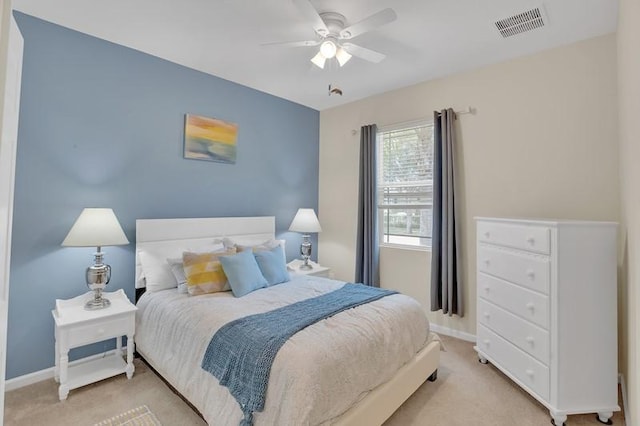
617,0 -> 639,423
318,34 -> 619,337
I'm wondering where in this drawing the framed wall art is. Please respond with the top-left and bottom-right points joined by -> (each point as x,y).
184,114 -> 238,164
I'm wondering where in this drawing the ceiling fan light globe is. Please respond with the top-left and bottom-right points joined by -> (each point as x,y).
320,40 -> 337,59
311,51 -> 326,69
336,47 -> 352,66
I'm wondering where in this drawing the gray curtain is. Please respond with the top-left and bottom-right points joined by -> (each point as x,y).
430,109 -> 463,316
355,124 -> 379,287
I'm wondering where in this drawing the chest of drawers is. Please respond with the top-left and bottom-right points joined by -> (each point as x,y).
475,218 -> 619,425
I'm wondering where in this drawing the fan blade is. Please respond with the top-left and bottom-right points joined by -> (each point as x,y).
342,43 -> 386,63
261,40 -> 320,48
292,0 -> 329,36
339,8 -> 397,40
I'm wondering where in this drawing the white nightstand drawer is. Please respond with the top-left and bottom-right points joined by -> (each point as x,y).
477,324 -> 549,400
478,273 -> 549,330
478,246 -> 550,294
478,299 -> 549,365
478,221 -> 550,255
66,316 -> 133,348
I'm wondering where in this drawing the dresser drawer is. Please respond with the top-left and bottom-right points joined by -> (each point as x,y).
478,299 -> 549,364
477,324 -> 549,400
477,273 -> 549,329
65,315 -> 134,348
477,221 -> 550,255
478,246 -> 550,294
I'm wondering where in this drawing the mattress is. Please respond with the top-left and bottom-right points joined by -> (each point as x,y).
135,275 -> 430,425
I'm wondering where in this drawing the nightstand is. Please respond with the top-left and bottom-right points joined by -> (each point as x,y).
52,289 -> 137,401
287,259 -> 331,278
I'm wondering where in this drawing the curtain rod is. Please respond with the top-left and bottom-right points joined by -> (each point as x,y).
436,106 -> 475,116
351,106 -> 475,135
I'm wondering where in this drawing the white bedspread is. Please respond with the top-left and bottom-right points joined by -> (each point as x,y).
135,276 -> 429,425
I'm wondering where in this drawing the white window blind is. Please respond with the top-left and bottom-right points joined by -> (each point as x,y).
377,123 -> 434,248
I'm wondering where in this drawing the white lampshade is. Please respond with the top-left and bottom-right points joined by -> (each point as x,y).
310,51 -> 326,69
62,208 -> 129,247
336,47 -> 352,67
289,208 -> 322,233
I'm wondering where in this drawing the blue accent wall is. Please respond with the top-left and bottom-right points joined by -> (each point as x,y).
8,13 -> 319,379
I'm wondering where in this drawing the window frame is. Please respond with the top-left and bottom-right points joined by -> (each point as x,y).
376,119 -> 434,252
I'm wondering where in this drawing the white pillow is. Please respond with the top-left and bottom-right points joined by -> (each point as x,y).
167,258 -> 189,294
138,242 -> 224,292
223,237 -> 286,257
167,257 -> 187,286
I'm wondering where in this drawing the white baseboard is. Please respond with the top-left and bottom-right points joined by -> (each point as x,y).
5,348 -> 127,392
619,373 -> 629,426
429,323 -> 476,343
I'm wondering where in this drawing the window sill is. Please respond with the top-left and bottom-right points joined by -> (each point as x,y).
380,242 -> 431,252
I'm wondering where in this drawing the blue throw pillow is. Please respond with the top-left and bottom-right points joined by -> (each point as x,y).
254,246 -> 290,286
219,249 -> 268,297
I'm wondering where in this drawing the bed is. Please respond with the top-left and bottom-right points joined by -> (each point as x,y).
134,216 -> 440,425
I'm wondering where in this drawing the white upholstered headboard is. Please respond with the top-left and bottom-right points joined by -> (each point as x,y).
135,216 -> 275,292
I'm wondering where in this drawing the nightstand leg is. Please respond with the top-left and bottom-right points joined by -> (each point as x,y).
116,335 -> 123,358
125,333 -> 135,379
58,351 -> 69,401
54,337 -> 60,383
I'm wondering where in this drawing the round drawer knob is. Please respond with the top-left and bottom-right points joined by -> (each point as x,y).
483,339 -> 490,346
97,329 -> 105,335
484,232 -> 491,238
526,336 -> 535,344
526,269 -> 535,279
526,302 -> 535,311
525,369 -> 534,378
483,312 -> 490,319
484,286 -> 490,292
526,236 -> 535,245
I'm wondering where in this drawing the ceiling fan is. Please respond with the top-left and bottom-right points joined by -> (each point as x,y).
264,0 -> 397,69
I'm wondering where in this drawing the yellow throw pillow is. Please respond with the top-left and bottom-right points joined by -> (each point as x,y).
182,248 -> 236,296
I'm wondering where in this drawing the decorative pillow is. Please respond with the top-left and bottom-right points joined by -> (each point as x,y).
182,248 -> 236,296
166,257 -> 188,294
219,249 -> 268,297
224,238 -> 286,257
137,241 -> 224,292
254,246 -> 290,286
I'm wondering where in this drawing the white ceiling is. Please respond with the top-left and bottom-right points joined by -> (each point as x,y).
13,0 -> 618,111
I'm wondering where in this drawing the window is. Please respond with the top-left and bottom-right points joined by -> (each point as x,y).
377,122 -> 434,248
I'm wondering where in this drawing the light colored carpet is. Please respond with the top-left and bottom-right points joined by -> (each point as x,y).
94,405 -> 161,426
4,335 -> 625,425
4,358 -> 205,426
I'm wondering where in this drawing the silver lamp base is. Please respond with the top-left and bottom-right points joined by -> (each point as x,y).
84,248 -> 112,310
299,259 -> 313,270
299,234 -> 313,270
85,295 -> 111,310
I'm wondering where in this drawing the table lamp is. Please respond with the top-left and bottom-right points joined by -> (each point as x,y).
288,208 -> 322,270
62,208 -> 129,310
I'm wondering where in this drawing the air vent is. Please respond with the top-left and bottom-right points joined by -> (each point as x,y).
495,7 -> 546,38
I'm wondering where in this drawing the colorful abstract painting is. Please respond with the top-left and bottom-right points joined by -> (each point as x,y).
184,114 -> 238,164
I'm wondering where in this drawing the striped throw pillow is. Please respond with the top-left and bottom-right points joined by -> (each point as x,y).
182,248 -> 236,296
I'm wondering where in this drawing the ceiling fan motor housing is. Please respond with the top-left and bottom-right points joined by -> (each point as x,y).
319,12 -> 348,37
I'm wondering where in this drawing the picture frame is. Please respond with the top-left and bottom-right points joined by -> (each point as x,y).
183,114 -> 238,164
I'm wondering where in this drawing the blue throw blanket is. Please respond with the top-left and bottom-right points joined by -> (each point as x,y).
201,283 -> 397,426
